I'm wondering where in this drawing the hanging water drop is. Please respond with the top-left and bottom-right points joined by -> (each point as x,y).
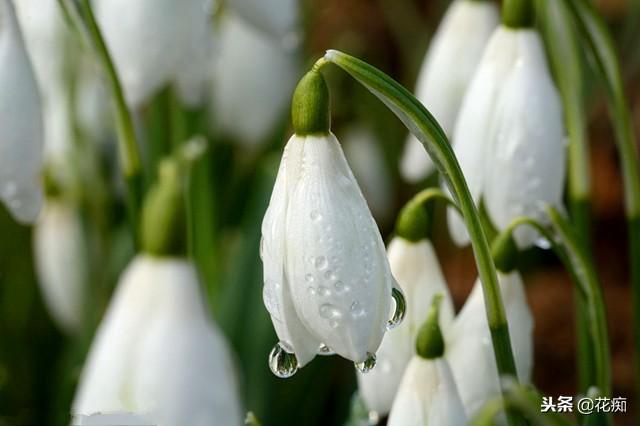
355,352 -> 376,373
535,236 -> 552,250
268,342 -> 299,378
387,287 -> 406,330
318,344 -> 334,356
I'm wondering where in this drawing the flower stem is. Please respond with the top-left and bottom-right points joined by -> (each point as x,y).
320,50 -> 523,425
78,0 -> 143,242
566,0 -> 640,401
503,211 -> 611,400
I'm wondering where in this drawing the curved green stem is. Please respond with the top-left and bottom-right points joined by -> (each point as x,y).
503,210 -> 611,399
565,0 -> 640,401
411,187 -> 460,214
78,0 -> 143,241
319,50 -> 521,424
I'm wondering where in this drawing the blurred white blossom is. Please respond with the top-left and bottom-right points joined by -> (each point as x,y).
357,237 -> 454,417
72,256 -> 243,426
261,133 -> 399,369
446,272 -> 533,417
211,11 -> 300,146
95,0 -> 214,107
447,26 -> 566,247
387,357 -> 467,426
0,0 -> 44,223
400,0 -> 498,182
227,0 -> 300,45
33,200 -> 87,334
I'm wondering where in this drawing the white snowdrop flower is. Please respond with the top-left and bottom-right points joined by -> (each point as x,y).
342,126 -> 393,224
33,200 -> 88,334
387,295 -> 467,426
72,256 -> 243,426
447,26 -> 565,247
73,160 -> 242,425
446,271 -> 533,417
0,0 -> 44,223
400,0 -> 498,182
95,0 -> 214,107
262,71 -> 402,375
212,11 -> 300,146
227,0 -> 299,45
357,236 -> 455,417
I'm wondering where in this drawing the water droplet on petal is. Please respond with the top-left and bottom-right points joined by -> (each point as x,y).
387,287 -> 406,330
315,256 -> 328,270
318,344 -> 334,356
310,210 -> 322,221
305,274 -> 315,283
355,352 -> 376,373
350,301 -> 365,318
268,342 -> 299,378
535,236 -> 552,250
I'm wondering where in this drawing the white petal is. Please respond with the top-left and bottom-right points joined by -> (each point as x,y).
401,0 -> 499,182
131,260 -> 243,426
33,200 -> 87,334
95,0 -> 212,106
341,126 -> 393,224
212,12 -> 300,146
262,135 -> 322,367
73,256 -> 159,415
285,134 -> 393,362
446,26 -> 521,246
357,237 -> 455,416
446,272 -> 534,417
226,0 -> 299,44
73,257 -> 243,425
483,30 -> 566,248
0,0 -> 43,223
388,357 -> 467,426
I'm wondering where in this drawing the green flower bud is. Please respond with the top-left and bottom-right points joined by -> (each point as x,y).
491,231 -> 519,273
502,0 -> 534,28
291,70 -> 331,136
395,200 -> 430,242
416,294 -> 445,359
140,159 -> 187,257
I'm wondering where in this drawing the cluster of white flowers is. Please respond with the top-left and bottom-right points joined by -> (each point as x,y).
0,0 -> 571,423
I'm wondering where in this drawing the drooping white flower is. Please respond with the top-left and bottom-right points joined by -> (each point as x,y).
446,271 -> 533,417
33,200 -> 88,334
72,256 -> 243,426
342,127 -> 394,224
227,0 -> 299,45
95,0 -> 214,107
357,237 -> 454,417
387,357 -> 467,426
400,0 -> 499,182
0,0 -> 44,223
211,11 -> 300,146
261,132 -> 398,370
14,0 -> 76,162
447,26 -> 565,247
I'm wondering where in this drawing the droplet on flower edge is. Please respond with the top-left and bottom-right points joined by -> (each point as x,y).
355,352 -> 377,373
269,342 -> 299,378
318,343 -> 334,356
386,287 -> 406,330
